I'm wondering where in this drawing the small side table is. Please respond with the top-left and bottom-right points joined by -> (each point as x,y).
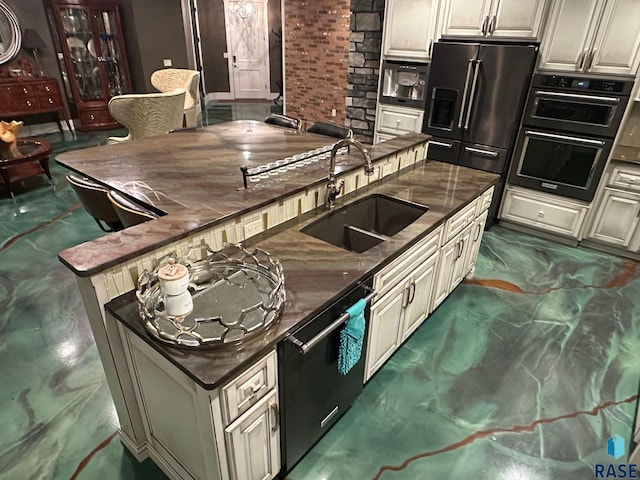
0,139 -> 53,199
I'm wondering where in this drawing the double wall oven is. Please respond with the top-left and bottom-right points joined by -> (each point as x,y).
508,74 -> 634,201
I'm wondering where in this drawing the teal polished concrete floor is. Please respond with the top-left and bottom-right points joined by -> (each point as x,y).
1,103 -> 639,479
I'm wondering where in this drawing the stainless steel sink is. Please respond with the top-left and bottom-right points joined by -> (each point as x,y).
301,194 -> 428,253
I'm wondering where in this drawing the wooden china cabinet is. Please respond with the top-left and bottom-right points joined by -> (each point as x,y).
45,0 -> 131,131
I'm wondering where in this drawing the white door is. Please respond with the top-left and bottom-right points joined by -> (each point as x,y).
588,0 -> 640,75
224,0 -> 270,99
401,251 -> 439,342
490,0 -> 548,39
538,0 -> 604,72
383,0 -> 440,60
589,188 -> 640,247
440,0 -> 493,37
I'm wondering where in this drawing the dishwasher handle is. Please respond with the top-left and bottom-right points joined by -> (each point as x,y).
286,289 -> 377,355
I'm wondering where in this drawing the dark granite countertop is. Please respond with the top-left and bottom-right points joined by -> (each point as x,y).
57,121 -> 428,276
105,160 -> 500,390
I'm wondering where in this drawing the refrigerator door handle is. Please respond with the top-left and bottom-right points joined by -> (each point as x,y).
488,14 -> 497,35
481,15 -> 489,35
464,146 -> 498,157
463,60 -> 481,131
457,59 -> 475,129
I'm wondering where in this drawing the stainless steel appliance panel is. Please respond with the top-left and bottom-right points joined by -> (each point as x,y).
463,44 -> 538,148
424,42 -> 479,140
278,278 -> 373,474
379,60 -> 429,109
426,138 -> 461,165
459,143 -> 508,174
508,128 -> 612,201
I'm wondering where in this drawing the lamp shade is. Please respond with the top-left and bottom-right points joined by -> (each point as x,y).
22,28 -> 47,50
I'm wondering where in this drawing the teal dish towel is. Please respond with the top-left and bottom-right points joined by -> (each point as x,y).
338,299 -> 367,375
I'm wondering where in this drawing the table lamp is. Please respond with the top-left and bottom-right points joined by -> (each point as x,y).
22,28 -> 47,77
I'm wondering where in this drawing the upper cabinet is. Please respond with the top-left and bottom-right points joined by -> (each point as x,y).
383,0 -> 440,61
539,0 -> 640,76
440,0 -> 548,40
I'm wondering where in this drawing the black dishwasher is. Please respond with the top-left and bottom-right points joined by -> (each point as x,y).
277,277 -> 374,475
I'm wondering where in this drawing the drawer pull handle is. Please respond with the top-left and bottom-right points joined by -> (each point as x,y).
90,114 -> 95,120
23,87 -> 28,94
457,238 -> 465,259
474,223 -> 482,241
45,86 -> 51,92
271,403 -> 279,432
48,98 -> 54,104
408,280 -> 416,304
26,100 -> 32,107
402,284 -> 411,308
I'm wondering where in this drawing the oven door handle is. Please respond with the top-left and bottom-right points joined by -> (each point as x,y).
429,140 -> 454,149
524,130 -> 606,147
534,90 -> 620,105
286,289 -> 377,355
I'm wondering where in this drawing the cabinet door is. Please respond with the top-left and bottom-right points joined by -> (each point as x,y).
490,0 -> 547,39
538,0 -> 603,72
588,0 -> 640,75
589,188 -> 640,247
365,280 -> 407,382
440,0 -> 492,37
225,389 -> 280,480
449,224 -> 473,291
465,209 -> 488,276
432,236 -> 458,310
383,0 -> 440,60
376,104 -> 425,135
401,251 -> 439,342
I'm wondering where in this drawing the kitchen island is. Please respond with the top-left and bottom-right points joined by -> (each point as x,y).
57,121 -> 499,479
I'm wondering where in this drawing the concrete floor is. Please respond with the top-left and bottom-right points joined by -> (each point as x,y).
1,103 -> 639,479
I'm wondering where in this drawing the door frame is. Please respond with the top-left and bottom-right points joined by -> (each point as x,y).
223,0 -> 271,100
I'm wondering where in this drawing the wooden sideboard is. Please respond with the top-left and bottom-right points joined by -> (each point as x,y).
0,77 -> 72,133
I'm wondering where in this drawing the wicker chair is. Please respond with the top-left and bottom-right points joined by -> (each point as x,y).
107,89 -> 186,144
151,68 -> 201,128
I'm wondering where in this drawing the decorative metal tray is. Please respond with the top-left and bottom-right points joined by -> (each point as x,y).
136,243 -> 285,349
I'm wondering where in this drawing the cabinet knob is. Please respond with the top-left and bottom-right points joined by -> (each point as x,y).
23,87 -> 28,94
45,85 -> 51,92
26,100 -> 32,107
48,98 -> 54,104
90,114 -> 95,120
537,210 -> 544,218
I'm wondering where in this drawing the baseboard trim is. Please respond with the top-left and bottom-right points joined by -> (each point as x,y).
498,220 -> 579,247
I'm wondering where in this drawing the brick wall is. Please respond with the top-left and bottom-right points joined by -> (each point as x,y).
284,2 -> 351,126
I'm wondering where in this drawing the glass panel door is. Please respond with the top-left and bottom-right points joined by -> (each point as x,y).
60,7 -> 105,103
95,8 -> 125,97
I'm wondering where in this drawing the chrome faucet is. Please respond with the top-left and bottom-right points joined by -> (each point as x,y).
325,136 -> 375,209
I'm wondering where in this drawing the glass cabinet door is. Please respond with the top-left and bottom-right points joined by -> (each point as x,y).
94,8 -> 126,97
59,6 -> 105,103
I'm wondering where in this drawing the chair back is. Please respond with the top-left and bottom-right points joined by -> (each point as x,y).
108,190 -> 159,228
66,174 -> 122,232
151,68 -> 200,127
264,113 -> 301,130
107,89 -> 186,143
306,121 -> 353,139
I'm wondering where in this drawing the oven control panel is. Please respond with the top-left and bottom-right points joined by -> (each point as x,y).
534,74 -> 633,94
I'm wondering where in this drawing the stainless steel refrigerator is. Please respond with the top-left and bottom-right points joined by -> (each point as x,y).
423,41 -> 538,219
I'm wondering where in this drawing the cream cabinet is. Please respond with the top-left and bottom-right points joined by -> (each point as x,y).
116,323 -> 280,480
499,186 -> 589,239
400,250 -> 440,342
440,0 -> 548,39
539,0 -> 640,75
465,209 -> 489,276
383,0 -> 440,60
432,223 -> 473,309
588,188 -> 640,247
375,103 -> 425,140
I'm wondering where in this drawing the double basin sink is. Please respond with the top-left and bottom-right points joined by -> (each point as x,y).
301,194 -> 428,253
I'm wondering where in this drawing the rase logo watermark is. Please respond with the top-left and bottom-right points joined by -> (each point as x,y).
594,434 -> 638,478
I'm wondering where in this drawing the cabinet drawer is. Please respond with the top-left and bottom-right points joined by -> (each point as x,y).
500,187 -> 588,238
377,106 -> 424,134
221,350 -> 277,424
79,108 -> 118,128
609,165 -> 640,192
443,200 -> 477,243
476,185 -> 495,216
373,225 -> 442,297
37,94 -> 64,110
35,81 -> 60,96
7,84 -> 36,99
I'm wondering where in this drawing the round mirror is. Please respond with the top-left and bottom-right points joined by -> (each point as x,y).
0,0 -> 21,65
